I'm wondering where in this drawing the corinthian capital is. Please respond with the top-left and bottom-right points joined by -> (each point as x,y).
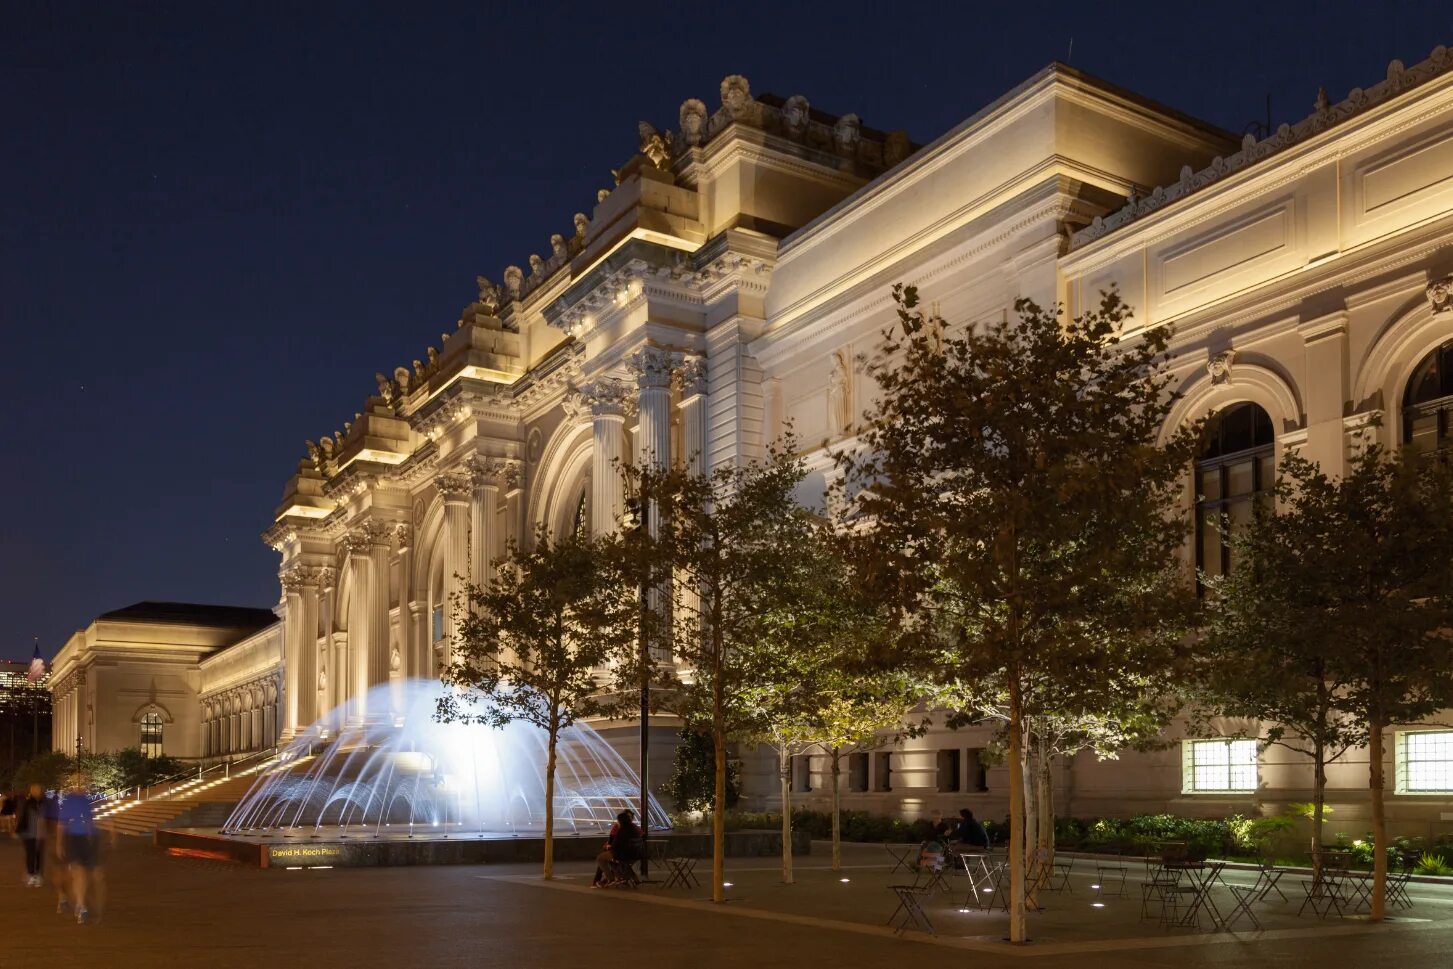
579,377 -> 631,418
627,346 -> 682,390
342,519 -> 394,554
677,356 -> 707,398
279,565 -> 322,593
436,469 -> 475,503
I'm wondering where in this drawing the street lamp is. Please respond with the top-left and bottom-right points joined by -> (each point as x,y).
623,482 -> 652,880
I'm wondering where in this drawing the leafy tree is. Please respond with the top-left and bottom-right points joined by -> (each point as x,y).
1197,491 -> 1367,884
12,751 -> 72,791
1209,443 -> 1453,918
623,439 -> 823,902
840,286 -> 1199,942
661,728 -> 740,815
439,526 -> 640,880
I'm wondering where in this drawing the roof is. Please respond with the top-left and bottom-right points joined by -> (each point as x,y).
96,601 -> 278,631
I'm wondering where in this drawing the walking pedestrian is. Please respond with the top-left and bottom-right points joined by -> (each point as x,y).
16,784 -> 46,887
58,777 -> 101,924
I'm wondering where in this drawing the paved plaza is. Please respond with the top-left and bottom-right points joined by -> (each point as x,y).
3,837 -> 1452,968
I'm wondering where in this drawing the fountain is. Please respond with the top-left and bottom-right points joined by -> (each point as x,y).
222,678 -> 668,839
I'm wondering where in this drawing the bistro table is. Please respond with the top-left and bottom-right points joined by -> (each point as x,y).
1161,860 -> 1227,928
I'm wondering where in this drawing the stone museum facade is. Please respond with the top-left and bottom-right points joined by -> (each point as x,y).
54,51 -> 1453,834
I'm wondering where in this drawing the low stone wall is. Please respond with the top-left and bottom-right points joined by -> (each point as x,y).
154,827 -> 809,869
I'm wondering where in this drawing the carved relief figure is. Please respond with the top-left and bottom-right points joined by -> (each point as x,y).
828,350 -> 852,434
475,276 -> 500,314
782,95 -> 810,137
637,121 -> 672,168
528,254 -> 544,276
679,98 -> 707,146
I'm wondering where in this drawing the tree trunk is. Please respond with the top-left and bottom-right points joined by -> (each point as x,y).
1311,737 -> 1326,889
1007,692 -> 1028,943
712,726 -> 727,903
1022,731 -> 1040,911
543,731 -> 557,880
830,748 -> 843,871
779,744 -> 794,885
1369,720 -> 1386,921
1037,744 -> 1055,855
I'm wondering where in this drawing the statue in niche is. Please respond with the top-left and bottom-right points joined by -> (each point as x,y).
318,663 -> 327,692
679,98 -> 707,146
390,645 -> 401,673
828,351 -> 852,434
719,75 -> 752,121
782,95 -> 810,137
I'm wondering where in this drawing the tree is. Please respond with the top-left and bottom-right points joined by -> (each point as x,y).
12,751 -> 72,791
624,439 -> 823,903
1197,498 -> 1367,884
661,728 -> 740,815
439,526 -> 640,880
840,286 -> 1200,942
1209,443 -> 1453,919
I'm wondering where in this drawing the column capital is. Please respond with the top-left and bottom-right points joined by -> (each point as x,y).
627,345 -> 683,390
676,356 -> 708,401
436,469 -> 474,503
280,564 -> 324,593
579,377 -> 631,418
342,519 -> 394,554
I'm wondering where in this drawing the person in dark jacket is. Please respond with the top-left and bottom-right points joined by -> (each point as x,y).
592,810 -> 642,887
951,808 -> 991,851
16,784 -> 47,887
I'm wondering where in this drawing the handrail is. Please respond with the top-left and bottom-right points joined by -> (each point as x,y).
90,746 -> 280,804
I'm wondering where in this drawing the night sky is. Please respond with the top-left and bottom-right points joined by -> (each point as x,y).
4,1 -> 1449,657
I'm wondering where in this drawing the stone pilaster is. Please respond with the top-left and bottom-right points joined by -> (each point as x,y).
280,565 -> 324,738
342,520 -> 393,721
677,357 -> 707,475
582,378 -> 630,535
437,470 -> 473,669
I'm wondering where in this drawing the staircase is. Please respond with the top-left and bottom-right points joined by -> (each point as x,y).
94,756 -> 277,836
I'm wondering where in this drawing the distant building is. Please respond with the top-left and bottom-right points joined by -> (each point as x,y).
48,602 -> 279,760
0,659 -> 52,771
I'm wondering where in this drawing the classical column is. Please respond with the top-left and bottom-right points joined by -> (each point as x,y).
312,567 -> 334,726
343,520 -> 394,721
437,471 -> 474,669
468,463 -> 493,594
280,565 -> 322,738
390,529 -> 412,678
582,377 -> 630,535
630,347 -> 680,665
677,357 -> 707,476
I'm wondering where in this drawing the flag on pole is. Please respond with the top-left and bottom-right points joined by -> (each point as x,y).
27,640 -> 45,683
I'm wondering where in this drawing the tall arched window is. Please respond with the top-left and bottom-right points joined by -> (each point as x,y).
140,712 -> 164,758
570,486 -> 588,537
1195,402 -> 1274,588
1403,339 -> 1453,454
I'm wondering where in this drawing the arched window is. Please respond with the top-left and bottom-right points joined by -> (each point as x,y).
570,486 -> 588,537
1195,402 -> 1274,588
140,712 -> 164,758
1403,339 -> 1453,454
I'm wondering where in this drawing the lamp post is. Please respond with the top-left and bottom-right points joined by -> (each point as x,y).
624,481 -> 652,880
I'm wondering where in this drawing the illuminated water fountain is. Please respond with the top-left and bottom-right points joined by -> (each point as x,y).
223,678 -> 668,838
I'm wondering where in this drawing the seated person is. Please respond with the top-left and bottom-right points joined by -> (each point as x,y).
950,809 -> 991,852
592,809 -> 642,887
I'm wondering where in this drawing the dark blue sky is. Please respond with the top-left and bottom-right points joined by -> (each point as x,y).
4,1 -> 1449,657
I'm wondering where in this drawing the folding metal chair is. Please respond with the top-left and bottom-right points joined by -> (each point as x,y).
1030,847 -> 1072,893
887,885 -> 935,936
1094,856 -> 1129,896
884,842 -> 915,875
1387,870 -> 1414,910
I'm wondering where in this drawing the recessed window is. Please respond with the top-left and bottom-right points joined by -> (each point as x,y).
1182,739 -> 1257,793
140,712 -> 164,758
1195,403 -> 1274,590
1397,731 -> 1453,794
1403,339 -> 1453,454
431,604 -> 444,643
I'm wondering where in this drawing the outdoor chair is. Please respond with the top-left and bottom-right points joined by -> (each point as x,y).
1140,867 -> 1183,924
884,842 -> 915,875
887,884 -> 935,936
1387,869 -> 1414,910
1254,860 -> 1290,902
1094,853 -> 1129,896
911,846 -> 952,893
661,852 -> 700,890
1029,848 -> 1072,893
1224,868 -> 1277,931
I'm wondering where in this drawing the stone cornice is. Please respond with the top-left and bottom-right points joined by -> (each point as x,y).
1071,45 -> 1453,249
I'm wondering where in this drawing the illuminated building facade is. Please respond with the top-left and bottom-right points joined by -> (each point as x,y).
58,51 -> 1453,833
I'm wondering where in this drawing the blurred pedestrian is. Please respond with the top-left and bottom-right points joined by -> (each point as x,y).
58,777 -> 101,924
44,788 -> 69,914
16,784 -> 46,886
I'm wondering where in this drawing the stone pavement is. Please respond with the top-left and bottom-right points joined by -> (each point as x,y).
2,836 -> 1450,969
